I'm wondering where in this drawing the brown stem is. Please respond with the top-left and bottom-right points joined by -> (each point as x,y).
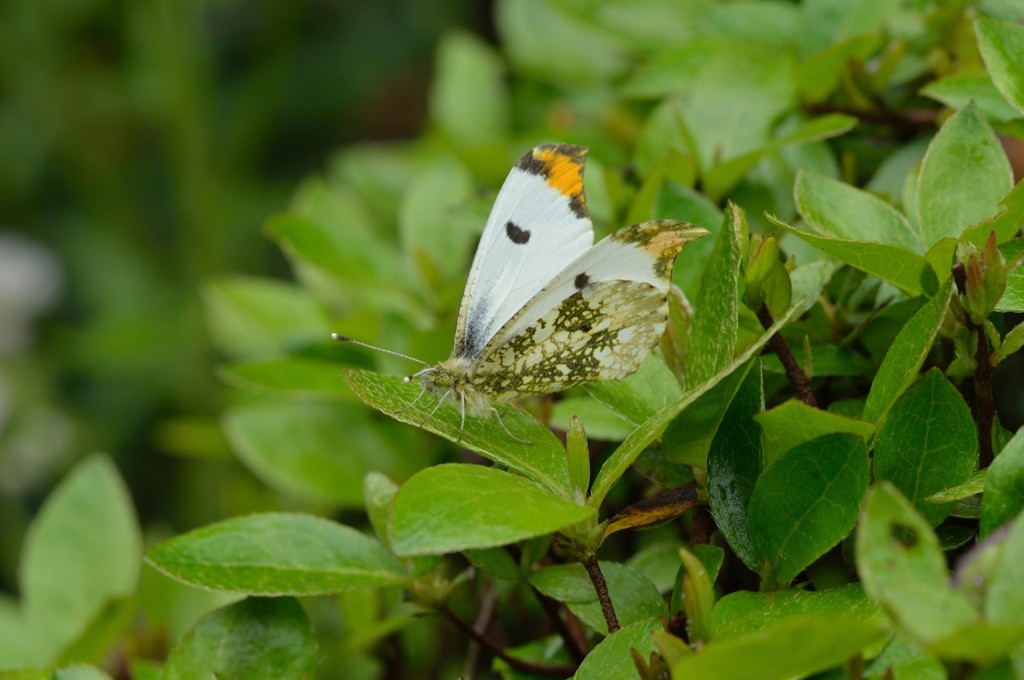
442,607 -> 576,676
756,305 -> 819,408
844,652 -> 865,680
582,554 -> 620,633
974,322 -> 996,468
690,505 -> 713,546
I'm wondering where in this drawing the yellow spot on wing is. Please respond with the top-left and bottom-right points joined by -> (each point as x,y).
644,228 -> 687,259
535,147 -> 585,202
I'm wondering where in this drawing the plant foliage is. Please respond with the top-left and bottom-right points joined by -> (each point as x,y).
5,1 -> 1024,678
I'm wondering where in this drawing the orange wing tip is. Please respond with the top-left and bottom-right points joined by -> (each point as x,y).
516,144 -> 589,217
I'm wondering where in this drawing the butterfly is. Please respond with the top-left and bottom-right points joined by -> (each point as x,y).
337,144 -> 706,440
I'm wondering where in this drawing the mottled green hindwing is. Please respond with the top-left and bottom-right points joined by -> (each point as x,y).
472,280 -> 668,397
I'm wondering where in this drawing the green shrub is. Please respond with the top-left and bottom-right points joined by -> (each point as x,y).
5,1 -> 1024,678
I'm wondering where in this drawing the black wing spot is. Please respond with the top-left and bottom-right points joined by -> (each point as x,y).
505,221 -> 531,244
574,272 -> 590,289
579,322 -> 592,333
516,153 -> 546,176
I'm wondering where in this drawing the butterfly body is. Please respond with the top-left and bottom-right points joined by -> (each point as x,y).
403,146 -> 707,430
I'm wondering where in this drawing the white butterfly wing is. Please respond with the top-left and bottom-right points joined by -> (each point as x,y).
469,220 -> 707,397
452,145 -> 594,360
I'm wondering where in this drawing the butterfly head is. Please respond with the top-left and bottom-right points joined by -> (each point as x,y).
410,357 -> 492,416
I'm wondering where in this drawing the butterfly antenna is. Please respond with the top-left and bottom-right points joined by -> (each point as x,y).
332,333 -> 430,368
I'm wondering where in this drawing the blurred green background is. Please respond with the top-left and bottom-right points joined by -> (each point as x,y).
5,0 -> 1024,672
0,0 -> 488,588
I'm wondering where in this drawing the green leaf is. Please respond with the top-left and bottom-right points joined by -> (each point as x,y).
998,237 -> 1024,313
201,276 -> 334,359
585,354 -> 682,425
976,16 -> 1024,115
363,472 -> 399,547
794,169 -> 921,251
550,397 -> 633,441
343,368 -> 570,495
789,259 -> 837,315
0,600 -> 47,672
703,114 -> 857,200
670,614 -> 885,680
873,370 -> 978,525
390,464 -> 593,556
266,212 -> 386,287
224,402 -> 415,508
916,102 -> 1013,245
627,542 -> 690,594
921,72 -> 1022,122
331,145 -> 418,221
754,399 -> 874,469
59,597 -> 137,669
218,358 -> 356,400
963,179 -> 1024,248
685,203 -> 744,387
985,512 -> 1024,626
495,0 -> 629,84
712,584 -> 884,640
795,33 -> 883,102
0,670 -> 51,680
398,157 -> 476,282
982,427 -> 1024,536
528,562 -> 667,635
864,638 -> 946,679
573,618 -> 661,679
633,100 -> 698,180
52,667 -> 113,680
925,471 -> 985,504
463,547 -> 521,582
748,434 -> 869,586
706,364 -> 764,572
623,40 -> 710,98
994,320 -> 1024,365
626,39 -> 794,170
146,513 -> 406,595
18,456 -> 140,662
678,546 -> 715,643
862,279 -> 953,423
163,598 -> 317,680
589,303 -> 801,508
289,175 -> 376,241
628,152 -> 699,227
566,416 -> 590,497
856,483 -> 977,643
657,182 -> 724,300
928,621 -> 1024,662
769,214 -> 932,296
429,32 -> 508,148
661,359 -> 755,468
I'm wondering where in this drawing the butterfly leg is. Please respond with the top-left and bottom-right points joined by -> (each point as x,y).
457,391 -> 467,444
491,407 -> 532,446
418,389 -> 450,429
392,386 -> 430,416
